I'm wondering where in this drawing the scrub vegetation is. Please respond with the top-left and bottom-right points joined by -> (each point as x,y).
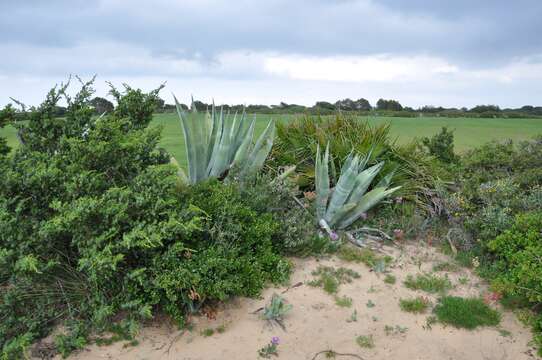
0,78 -> 541,358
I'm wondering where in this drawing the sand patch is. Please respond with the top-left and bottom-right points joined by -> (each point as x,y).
51,244 -> 539,360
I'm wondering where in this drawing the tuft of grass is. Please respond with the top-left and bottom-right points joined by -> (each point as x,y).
356,335 -> 375,349
432,261 -> 460,272
366,300 -> 375,308
334,296 -> 353,308
404,273 -> 452,294
201,328 -> 214,337
399,297 -> 431,314
384,274 -> 396,285
499,329 -> 512,337
338,246 -> 393,270
216,324 -> 226,334
458,276 -> 469,285
384,324 -> 408,336
433,296 -> 501,329
308,266 -> 360,295
346,310 -> 358,323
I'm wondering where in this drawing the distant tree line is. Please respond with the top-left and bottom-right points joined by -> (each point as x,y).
36,96 -> 542,119
159,97 -> 542,119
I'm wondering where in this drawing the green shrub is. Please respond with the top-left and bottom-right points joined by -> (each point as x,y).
488,211 -> 542,304
433,296 -> 500,329
0,81 -> 292,358
421,126 -> 459,163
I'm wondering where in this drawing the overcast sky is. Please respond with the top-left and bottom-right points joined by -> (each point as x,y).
1,0 -> 542,108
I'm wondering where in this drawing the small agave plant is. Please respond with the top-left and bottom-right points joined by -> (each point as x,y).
315,144 -> 401,233
174,97 -> 275,183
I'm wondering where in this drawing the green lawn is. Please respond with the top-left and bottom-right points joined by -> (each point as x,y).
2,113 -> 542,169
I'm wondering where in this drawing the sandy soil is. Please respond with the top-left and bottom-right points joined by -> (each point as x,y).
51,244 -> 539,360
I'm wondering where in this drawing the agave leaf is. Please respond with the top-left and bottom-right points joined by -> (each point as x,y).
376,165 -> 398,188
315,144 -> 330,221
232,118 -> 256,165
209,110 -> 235,177
337,186 -> 401,229
206,103 -> 220,166
243,119 -> 275,174
175,96 -> 204,183
329,154 -> 337,184
206,108 -> 225,177
328,202 -> 356,228
324,155 -> 360,223
346,162 -> 384,204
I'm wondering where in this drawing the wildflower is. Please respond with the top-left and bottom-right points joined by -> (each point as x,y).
393,229 -> 404,241
330,231 -> 339,241
271,336 -> 280,345
472,257 -> 480,268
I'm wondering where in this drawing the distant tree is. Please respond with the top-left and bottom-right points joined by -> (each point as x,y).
376,99 -> 403,111
90,97 -> 114,115
192,100 -> 208,112
315,101 -> 336,111
154,97 -> 165,112
335,98 -> 355,111
354,98 -> 371,111
470,105 -> 500,113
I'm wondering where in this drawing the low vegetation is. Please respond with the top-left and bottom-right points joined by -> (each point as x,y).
399,297 -> 432,314
404,274 -> 453,294
433,296 -> 501,329
356,335 -> 375,349
308,266 -> 360,295
1,78 -> 541,357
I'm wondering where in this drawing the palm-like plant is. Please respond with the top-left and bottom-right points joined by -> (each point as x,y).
315,144 -> 400,231
174,97 -> 275,183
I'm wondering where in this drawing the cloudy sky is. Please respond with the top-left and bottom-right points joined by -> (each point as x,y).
1,0 -> 542,108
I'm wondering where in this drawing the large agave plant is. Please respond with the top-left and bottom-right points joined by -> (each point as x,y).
315,144 -> 401,231
174,97 -> 275,183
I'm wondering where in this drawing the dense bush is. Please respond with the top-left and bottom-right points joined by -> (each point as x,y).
421,127 -> 459,164
443,136 -> 542,353
0,80 -> 299,358
270,113 -> 448,215
489,212 -> 542,304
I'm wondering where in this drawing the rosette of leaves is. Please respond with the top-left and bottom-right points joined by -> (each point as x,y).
315,144 -> 400,230
174,97 -> 275,183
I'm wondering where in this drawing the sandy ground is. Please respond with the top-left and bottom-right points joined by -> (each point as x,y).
50,244 -> 539,360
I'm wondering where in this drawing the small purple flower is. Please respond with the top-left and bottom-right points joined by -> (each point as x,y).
329,231 -> 339,241
271,337 -> 280,345
360,212 -> 368,220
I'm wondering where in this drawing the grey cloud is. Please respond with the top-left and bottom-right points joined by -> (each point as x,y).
1,0 -> 541,68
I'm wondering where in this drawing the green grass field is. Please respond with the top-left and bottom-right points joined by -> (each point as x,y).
2,113 -> 541,169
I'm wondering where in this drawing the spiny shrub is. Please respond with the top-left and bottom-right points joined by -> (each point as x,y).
433,296 -> 500,329
270,113 -> 446,211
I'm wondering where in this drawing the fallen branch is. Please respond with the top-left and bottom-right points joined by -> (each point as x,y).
281,282 -> 303,294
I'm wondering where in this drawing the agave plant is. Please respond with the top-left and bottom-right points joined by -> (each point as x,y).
174,97 -> 275,183
315,144 -> 401,231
